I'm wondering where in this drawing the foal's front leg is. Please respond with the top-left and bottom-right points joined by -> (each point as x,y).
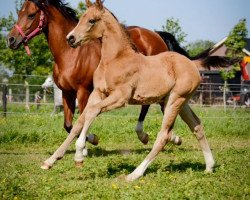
41,90 -> 103,169
74,89 -> 129,166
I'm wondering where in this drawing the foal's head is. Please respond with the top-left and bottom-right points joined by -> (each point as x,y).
67,0 -> 107,48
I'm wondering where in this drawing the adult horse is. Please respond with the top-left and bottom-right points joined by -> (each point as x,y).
41,0 -> 218,181
7,0 -> 184,145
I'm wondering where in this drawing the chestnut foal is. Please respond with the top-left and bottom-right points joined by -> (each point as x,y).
42,0 -> 215,182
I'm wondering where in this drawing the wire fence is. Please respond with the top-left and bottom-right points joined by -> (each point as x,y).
0,81 -> 250,117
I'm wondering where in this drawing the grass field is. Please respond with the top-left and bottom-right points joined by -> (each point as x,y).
0,105 -> 249,200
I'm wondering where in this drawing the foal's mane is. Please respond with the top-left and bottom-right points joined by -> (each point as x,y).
104,7 -> 138,52
29,0 -> 78,22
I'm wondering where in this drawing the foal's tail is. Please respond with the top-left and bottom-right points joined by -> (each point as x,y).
157,31 -> 240,70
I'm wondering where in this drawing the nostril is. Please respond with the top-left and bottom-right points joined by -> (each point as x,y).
68,35 -> 76,45
8,37 -> 16,45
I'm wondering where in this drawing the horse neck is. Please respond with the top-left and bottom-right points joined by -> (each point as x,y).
44,7 -> 77,60
100,13 -> 135,63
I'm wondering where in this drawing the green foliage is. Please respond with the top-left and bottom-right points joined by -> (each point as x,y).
162,17 -> 187,46
187,40 -> 215,57
0,106 -> 249,199
76,1 -> 87,18
221,19 -> 248,81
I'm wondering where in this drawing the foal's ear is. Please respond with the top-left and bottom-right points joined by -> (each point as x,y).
85,0 -> 93,8
96,0 -> 104,10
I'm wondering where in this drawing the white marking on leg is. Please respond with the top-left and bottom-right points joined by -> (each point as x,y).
126,159 -> 152,182
74,127 -> 88,162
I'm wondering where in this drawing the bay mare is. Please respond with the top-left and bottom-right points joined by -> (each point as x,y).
41,0 -> 219,182
7,0 -> 188,145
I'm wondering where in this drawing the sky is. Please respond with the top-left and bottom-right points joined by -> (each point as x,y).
0,0 -> 250,43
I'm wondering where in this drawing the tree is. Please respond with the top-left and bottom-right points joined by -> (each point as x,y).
75,1 -> 87,18
220,19 -> 248,110
187,40 -> 215,57
162,17 -> 187,46
221,19 -> 248,81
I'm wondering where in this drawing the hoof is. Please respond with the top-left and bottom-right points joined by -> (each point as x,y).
75,161 -> 84,168
140,133 -> 149,145
171,136 -> 182,146
125,174 -> 136,182
117,174 -> 126,180
87,134 -> 99,146
175,137 -> 182,146
41,162 -> 52,170
205,168 -> 213,173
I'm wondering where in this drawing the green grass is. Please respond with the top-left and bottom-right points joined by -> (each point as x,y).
0,106 -> 249,199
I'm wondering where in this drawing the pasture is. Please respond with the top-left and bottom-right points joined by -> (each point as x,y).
0,105 -> 249,199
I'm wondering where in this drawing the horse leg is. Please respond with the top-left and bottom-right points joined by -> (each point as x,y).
41,90 -> 105,169
74,89 -> 130,166
126,94 -> 186,182
160,102 -> 182,145
77,88 -> 99,146
135,105 -> 150,144
135,103 -> 181,145
179,104 -> 215,172
62,92 -> 76,133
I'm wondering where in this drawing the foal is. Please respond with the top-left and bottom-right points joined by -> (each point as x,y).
42,0 -> 215,182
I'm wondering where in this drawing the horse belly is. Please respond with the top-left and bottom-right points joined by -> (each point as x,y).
130,70 -> 173,105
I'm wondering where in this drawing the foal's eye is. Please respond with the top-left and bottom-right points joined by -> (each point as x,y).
28,13 -> 36,20
89,19 -> 96,25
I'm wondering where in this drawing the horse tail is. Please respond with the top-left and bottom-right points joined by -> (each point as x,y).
157,31 -> 240,70
156,31 -> 191,58
193,56 -> 241,70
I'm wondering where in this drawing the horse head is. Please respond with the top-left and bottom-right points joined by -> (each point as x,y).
42,75 -> 54,90
67,0 -> 105,48
7,0 -> 47,53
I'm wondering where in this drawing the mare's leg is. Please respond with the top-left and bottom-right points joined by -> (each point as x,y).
77,88 -> 99,146
74,89 -> 130,165
62,91 -> 76,133
135,105 -> 150,144
179,104 -> 215,172
126,93 -> 186,182
135,103 -> 181,145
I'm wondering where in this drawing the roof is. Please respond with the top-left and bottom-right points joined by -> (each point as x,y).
210,37 -> 250,56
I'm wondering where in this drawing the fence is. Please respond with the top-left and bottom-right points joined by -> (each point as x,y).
0,81 -> 249,117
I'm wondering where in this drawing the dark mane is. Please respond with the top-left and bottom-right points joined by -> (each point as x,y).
29,0 -> 78,22
104,7 -> 138,52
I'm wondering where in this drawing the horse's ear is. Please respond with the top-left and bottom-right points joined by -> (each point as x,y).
96,0 -> 104,10
85,0 -> 93,8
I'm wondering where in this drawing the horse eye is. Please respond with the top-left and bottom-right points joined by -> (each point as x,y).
89,19 -> 96,25
28,13 -> 36,20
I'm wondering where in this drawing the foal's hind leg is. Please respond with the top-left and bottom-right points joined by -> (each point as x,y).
126,94 -> 186,182
135,103 -> 182,145
179,104 -> 215,172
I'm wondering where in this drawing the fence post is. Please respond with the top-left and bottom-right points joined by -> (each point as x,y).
2,78 -> 8,117
25,81 -> 30,111
223,80 -> 227,112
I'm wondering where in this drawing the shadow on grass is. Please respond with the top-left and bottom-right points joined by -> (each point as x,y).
64,147 -> 175,157
106,161 -> 213,177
